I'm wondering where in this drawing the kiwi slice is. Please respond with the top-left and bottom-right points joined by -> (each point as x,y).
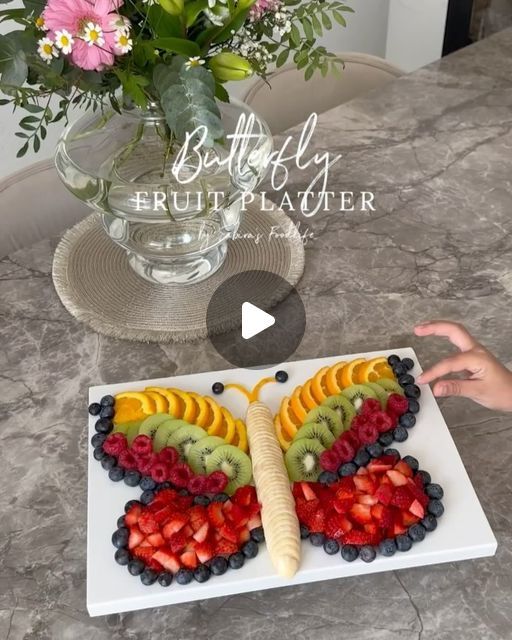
294,422 -> 335,449
206,445 -> 252,495
342,384 -> 378,412
167,424 -> 208,459
187,435 -> 225,474
113,420 -> 142,435
139,413 -> 172,439
285,438 -> 325,482
376,378 -> 404,396
126,421 -> 143,446
322,395 -> 356,431
153,419 -> 191,452
365,383 -> 389,409
303,406 -> 343,438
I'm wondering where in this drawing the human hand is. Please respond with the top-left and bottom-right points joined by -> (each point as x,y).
414,321 -> 512,412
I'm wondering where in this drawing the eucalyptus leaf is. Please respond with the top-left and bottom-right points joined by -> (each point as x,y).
0,31 -> 29,88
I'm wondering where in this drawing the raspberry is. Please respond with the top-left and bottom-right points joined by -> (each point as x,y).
158,447 -> 179,467
333,438 -> 355,464
187,474 -> 208,495
369,411 -> 394,434
387,393 -> 409,416
137,453 -> 158,476
390,486 -> 413,509
103,433 -> 127,456
118,449 -> 139,470
319,449 -> 340,473
342,430 -> 360,450
131,434 -> 153,456
356,422 -> 379,445
169,463 -> 193,488
150,462 -> 171,484
206,471 -> 228,494
361,398 -> 381,415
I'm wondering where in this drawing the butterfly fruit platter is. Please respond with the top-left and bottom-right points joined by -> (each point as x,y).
87,349 -> 497,616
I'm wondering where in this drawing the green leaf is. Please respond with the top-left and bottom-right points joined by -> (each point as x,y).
333,10 -> 347,27
290,23 -> 301,47
23,0 -> 45,14
211,4 -> 254,44
16,141 -> 29,157
185,0 -> 208,27
0,31 -> 29,88
311,14 -> 323,35
150,37 -> 201,57
33,135 -> 40,152
146,5 -> 182,37
215,82 -> 229,102
276,49 -> 289,68
304,64 -> 315,81
302,17 -> 314,41
321,11 -> 332,29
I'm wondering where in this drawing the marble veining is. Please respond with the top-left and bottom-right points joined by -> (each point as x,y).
2,29 -> 512,639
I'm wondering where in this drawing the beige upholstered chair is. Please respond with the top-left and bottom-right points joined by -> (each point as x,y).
242,52 -> 403,134
0,159 -> 89,257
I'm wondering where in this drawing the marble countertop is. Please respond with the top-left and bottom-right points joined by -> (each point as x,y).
2,28 -> 512,640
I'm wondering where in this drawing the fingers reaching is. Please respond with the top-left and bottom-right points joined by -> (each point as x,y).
432,379 -> 481,400
414,321 -> 478,353
417,351 -> 483,385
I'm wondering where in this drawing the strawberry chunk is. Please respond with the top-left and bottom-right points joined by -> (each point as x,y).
220,523 -> 238,543
180,550 -> 198,569
301,482 -> 318,501
195,541 -> 215,564
168,532 -> 188,554
138,511 -> 159,534
342,530 -> 374,546
409,499 -> 425,519
394,460 -> 414,478
325,513 -> 352,539
390,486 -> 413,510
215,539 -> 239,556
232,485 -> 257,506
387,469 -> 409,487
124,504 -> 142,527
353,474 -> 376,494
146,532 -> 165,547
207,502 -> 225,528
128,526 -> 145,549
193,522 -> 210,543
153,549 -> 181,574
188,506 -> 208,531
349,503 -> 372,525
162,513 -> 188,538
375,483 -> 393,506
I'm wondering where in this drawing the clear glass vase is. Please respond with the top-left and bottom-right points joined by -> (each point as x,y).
55,99 -> 272,285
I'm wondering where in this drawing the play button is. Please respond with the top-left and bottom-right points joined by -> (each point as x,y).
242,302 -> 275,340
206,270 -> 306,369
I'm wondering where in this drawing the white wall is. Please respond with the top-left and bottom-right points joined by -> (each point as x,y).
0,0 -> 448,180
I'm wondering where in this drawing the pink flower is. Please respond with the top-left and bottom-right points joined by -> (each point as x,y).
249,0 -> 282,20
43,0 -> 126,70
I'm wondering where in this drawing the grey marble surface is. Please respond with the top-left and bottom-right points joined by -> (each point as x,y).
2,28 -> 512,640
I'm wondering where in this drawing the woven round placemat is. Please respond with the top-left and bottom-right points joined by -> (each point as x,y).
52,198 -> 305,343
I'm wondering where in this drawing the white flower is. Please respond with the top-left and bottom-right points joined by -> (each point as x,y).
115,29 -> 133,54
37,37 -> 58,64
54,29 -> 74,55
35,16 -> 46,30
142,0 -> 158,4
208,0 -> 227,7
185,56 -> 206,69
83,22 -> 104,47
110,15 -> 131,34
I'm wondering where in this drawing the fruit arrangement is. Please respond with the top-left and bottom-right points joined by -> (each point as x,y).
112,485 -> 264,587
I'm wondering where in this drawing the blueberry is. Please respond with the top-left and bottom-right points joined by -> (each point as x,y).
212,382 -> 224,395
158,572 -> 173,587
425,483 -> 444,500
354,448 -> 370,467
404,384 -> 421,399
408,399 -> 420,414
88,402 -> 101,416
379,538 -> 396,557
212,493 -> 229,503
193,495 -> 211,507
339,463 -> 358,477
393,363 -> 408,377
323,539 -> 340,555
128,559 -> 145,576
417,470 -> 431,485
95,418 -> 113,434
194,564 -> 211,583
378,431 -> 394,447
398,374 -> 415,387
421,514 -> 438,532
111,527 -> 129,549
384,448 -> 400,460
140,568 -> 158,586
109,466 -> 125,482
124,470 -> 141,487
159,482 -> 172,490
341,545 -> 359,562
100,395 -> 115,407
402,357 -> 414,371
178,488 -> 189,496
210,556 -> 228,576
309,533 -> 325,547
91,433 -> 106,448
318,471 -> 338,485
175,568 -> 194,585
140,476 -> 157,492
427,499 -> 444,518
114,548 -> 130,566
367,442 -> 383,458
93,446 -> 107,461
250,526 -> 265,543
101,455 -> 117,470
116,515 -> 125,528
408,524 -> 426,542
125,499 -> 140,513
228,552 -> 245,570
242,541 -> 259,559
100,406 -> 115,419
393,426 -> 408,442
399,413 -> 416,429
360,545 -> 376,563
300,524 -> 310,539
396,535 -> 413,552
399,457 -> 418,474
275,370 -> 288,383
387,355 -> 401,367
140,490 -> 156,505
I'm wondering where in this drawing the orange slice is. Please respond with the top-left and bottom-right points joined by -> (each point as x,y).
340,358 -> 366,388
300,379 -> 318,411
311,366 -> 329,403
145,391 -> 168,413
356,357 -> 389,383
375,362 -> 395,379
145,387 -> 181,417
114,392 -> 156,424
216,407 -> 236,444
250,376 -> 276,401
279,396 -> 301,439
325,361 -> 347,395
170,389 -> 197,423
204,397 -> 224,435
290,385 -> 308,423
234,419 -> 248,452
225,383 -> 252,403
189,392 -> 210,428
275,415 -> 293,451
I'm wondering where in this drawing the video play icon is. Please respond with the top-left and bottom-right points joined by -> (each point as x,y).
241,302 -> 275,340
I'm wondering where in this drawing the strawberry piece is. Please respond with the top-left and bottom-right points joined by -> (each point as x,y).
227,503 -> 249,529
301,482 -> 318,501
124,504 -> 142,527
153,488 -> 178,505
215,539 -> 239,556
169,463 -> 193,488
387,469 -> 409,487
296,499 -> 318,524
187,474 -> 208,495
390,486 -> 413,510
361,398 -> 381,415
128,526 -> 145,549
369,411 -> 394,434
394,460 -> 414,478
180,550 -> 199,569
147,532 -> 165,547
247,513 -> 262,530
168,532 -> 188,553
292,483 -> 305,500
150,461 -> 171,484
153,549 -> 181,574
402,510 -> 420,527
409,499 -> 425,519
174,495 -> 194,511
387,393 -> 409,416
320,449 -> 341,472
407,481 -> 429,507
158,447 -> 179,467
193,522 -> 210,543
207,502 -> 225,528
131,434 -> 153,456
334,497 -> 353,514
350,503 -> 372,525
364,522 -> 379,536
138,511 -> 159,534
325,513 -> 352,539
162,513 -> 188,538
195,541 -> 215,564
151,506 -> 174,526
232,485 -> 257,506
118,449 -> 139,470
367,459 -> 394,474
342,530 -> 374,546
220,523 -> 238,543
103,433 -> 127,456
308,508 -> 326,533
206,470 -> 229,494
357,494 -> 378,506
375,483 -> 393,506
336,476 -> 356,498
238,528 -> 251,544
188,505 -> 208,531
353,474 -> 376,494
133,545 -> 162,570
371,503 -> 393,529
333,438 -> 355,464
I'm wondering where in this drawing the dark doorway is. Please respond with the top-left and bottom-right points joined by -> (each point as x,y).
443,0 -> 475,54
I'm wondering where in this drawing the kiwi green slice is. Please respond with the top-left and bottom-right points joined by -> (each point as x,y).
285,438 -> 325,482
303,406 -> 343,438
153,419 -> 190,452
376,378 -> 404,396
365,383 -> 389,409
187,435 -> 225,474
113,420 -> 142,435
167,424 -> 208,459
126,421 -> 143,446
206,445 -> 252,495
322,395 -> 356,431
294,423 -> 335,449
139,413 -> 172,439
342,384 -> 378,412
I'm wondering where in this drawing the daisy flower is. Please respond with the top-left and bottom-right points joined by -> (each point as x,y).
115,29 -> 133,54
83,22 -> 105,47
35,15 -> 46,30
37,37 -> 58,64
185,56 -> 206,69
54,29 -> 74,54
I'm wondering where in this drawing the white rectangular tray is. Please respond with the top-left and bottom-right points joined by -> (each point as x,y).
87,348 -> 497,616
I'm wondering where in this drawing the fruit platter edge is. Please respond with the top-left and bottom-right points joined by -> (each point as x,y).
87,348 -> 497,617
